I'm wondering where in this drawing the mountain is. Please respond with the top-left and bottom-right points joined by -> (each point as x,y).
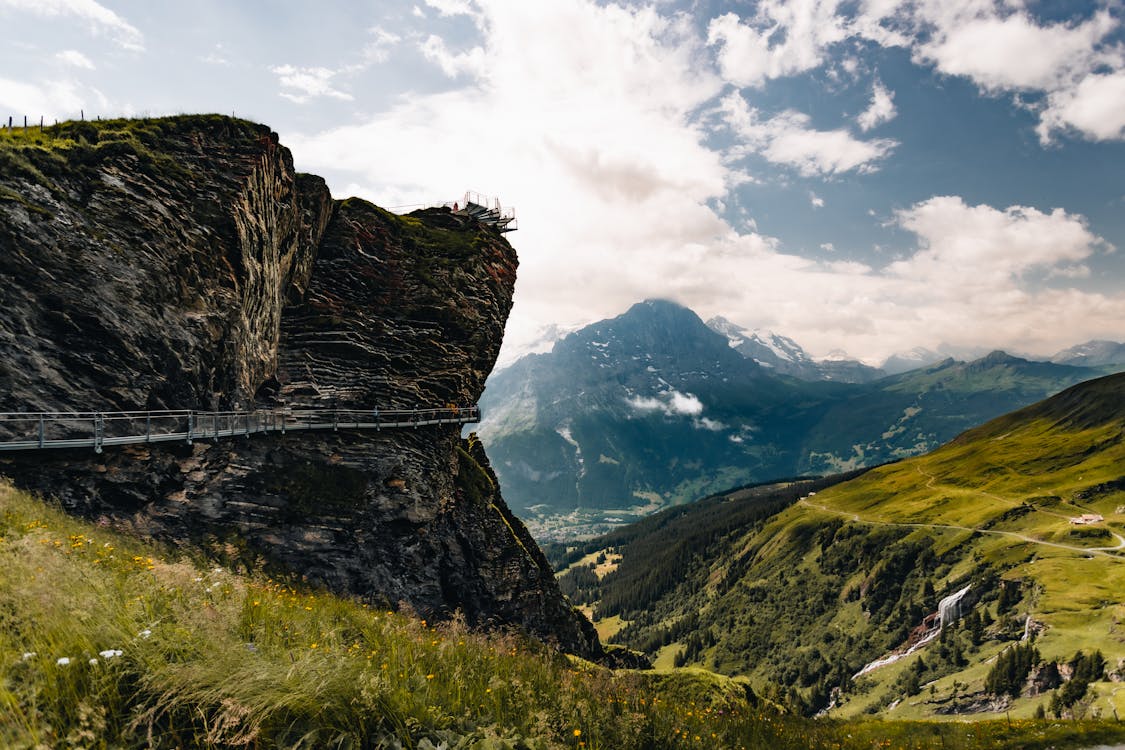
479,301 -> 1105,537
705,316 -> 884,383
799,350 -> 1101,474
556,372 -> 1125,719
478,300 -> 839,537
1050,339 -> 1125,368
0,115 -> 597,657
881,347 -> 945,374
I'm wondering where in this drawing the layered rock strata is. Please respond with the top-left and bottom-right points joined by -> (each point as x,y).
0,116 -> 599,657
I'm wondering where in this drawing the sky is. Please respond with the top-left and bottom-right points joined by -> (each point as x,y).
2,0 -> 1124,367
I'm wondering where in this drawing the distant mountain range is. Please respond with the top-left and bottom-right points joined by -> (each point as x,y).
1050,339 -> 1125,368
705,316 -> 884,383
478,300 -> 1122,534
549,371 -> 1125,719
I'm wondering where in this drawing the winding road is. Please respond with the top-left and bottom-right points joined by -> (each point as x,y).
797,465 -> 1125,559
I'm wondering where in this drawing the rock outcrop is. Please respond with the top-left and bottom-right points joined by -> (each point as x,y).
0,115 -> 600,658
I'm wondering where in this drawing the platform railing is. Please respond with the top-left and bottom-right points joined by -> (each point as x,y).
0,406 -> 480,453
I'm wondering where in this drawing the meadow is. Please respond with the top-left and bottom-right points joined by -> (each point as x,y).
3,481 -> 1125,748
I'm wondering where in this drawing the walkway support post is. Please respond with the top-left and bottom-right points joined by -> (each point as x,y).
94,413 -> 104,454
186,413 -> 194,445
38,414 -> 44,449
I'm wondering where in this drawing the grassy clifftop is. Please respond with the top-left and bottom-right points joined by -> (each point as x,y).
3,482 -> 1123,748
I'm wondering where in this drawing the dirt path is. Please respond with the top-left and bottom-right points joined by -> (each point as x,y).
798,484 -> 1125,560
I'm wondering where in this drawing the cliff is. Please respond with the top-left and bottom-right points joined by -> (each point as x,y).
0,115 -> 599,657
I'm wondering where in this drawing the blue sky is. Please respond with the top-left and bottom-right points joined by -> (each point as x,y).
2,0 -> 1124,366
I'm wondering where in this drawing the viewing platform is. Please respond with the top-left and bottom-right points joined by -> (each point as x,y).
388,191 -> 517,232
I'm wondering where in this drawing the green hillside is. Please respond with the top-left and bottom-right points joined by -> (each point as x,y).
564,372 -> 1125,721
5,484 -> 1125,748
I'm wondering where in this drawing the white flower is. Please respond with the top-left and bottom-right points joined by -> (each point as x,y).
89,658 -> 99,666
98,649 -> 123,659
56,657 -> 71,666
138,629 -> 152,639
21,652 -> 36,661
194,577 -> 203,582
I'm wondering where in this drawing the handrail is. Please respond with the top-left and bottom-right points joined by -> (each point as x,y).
0,405 -> 480,453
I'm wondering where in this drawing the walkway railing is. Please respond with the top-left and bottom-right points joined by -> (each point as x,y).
0,406 -> 480,453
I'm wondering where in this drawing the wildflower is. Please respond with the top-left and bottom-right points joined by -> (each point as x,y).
89,658 -> 99,666
310,643 -> 318,649
98,649 -> 123,659
138,629 -> 152,639
426,673 -> 435,680
573,729 -> 582,738
57,657 -> 71,666
21,652 -> 36,661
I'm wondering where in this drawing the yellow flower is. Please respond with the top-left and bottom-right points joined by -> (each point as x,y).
310,643 -> 318,649
426,674 -> 435,680
573,729 -> 582,737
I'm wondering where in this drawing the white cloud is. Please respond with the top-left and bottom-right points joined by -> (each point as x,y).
0,0 -> 142,51
0,76 -> 99,119
271,65 -> 354,104
424,0 -> 477,17
707,1 -> 848,88
913,8 -> 1116,94
820,242 -> 836,252
809,191 -> 825,208
363,26 -> 401,64
693,195 -> 1122,363
284,0 -> 731,347
420,34 -> 486,78
856,79 -> 896,131
281,1 -> 1125,366
888,196 -> 1105,284
627,389 -> 705,418
54,49 -> 94,69
720,92 -> 897,176
1037,70 -> 1125,143
855,1 -> 1125,143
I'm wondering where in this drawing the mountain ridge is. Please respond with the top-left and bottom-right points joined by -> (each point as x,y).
479,300 -> 1112,536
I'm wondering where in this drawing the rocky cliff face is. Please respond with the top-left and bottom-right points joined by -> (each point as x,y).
0,115 -> 599,657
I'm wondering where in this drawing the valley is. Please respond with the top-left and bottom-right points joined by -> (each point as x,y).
548,373 -> 1125,720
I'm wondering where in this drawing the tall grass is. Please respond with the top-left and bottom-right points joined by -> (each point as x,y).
2,481 -> 1123,749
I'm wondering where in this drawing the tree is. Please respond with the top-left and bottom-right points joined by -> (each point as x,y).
984,642 -> 1039,699
997,580 -> 1021,612
1072,650 -> 1106,683
966,610 -> 984,646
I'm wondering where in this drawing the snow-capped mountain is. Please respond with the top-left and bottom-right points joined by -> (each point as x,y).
1050,340 -> 1125,368
705,317 -> 882,383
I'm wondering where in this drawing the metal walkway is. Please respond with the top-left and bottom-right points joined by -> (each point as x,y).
0,406 -> 480,453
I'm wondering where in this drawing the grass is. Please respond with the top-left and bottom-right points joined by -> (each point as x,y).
3,482 -> 1124,747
